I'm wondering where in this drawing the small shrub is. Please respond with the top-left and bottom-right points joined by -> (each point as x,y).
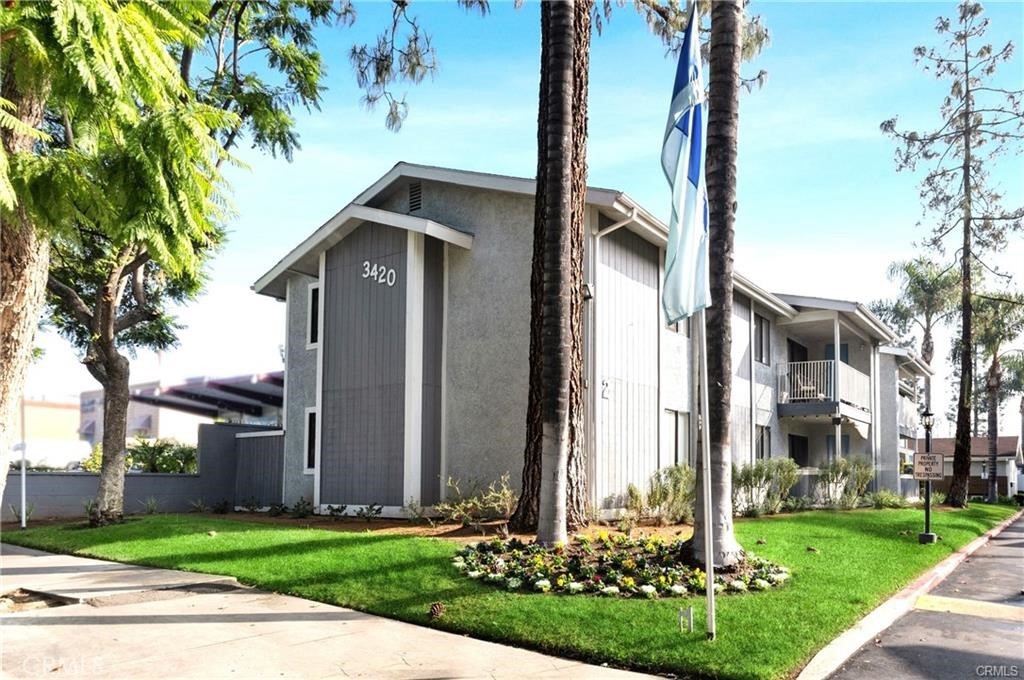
434,474 -> 518,527
8,502 -> 35,523
326,504 -> 347,520
128,438 -> 197,474
645,464 -> 696,524
80,443 -> 133,473
836,490 -> 860,510
82,498 -> 97,517
290,496 -> 314,518
404,497 -> 431,524
268,502 -> 289,517
781,495 -> 813,513
771,458 -> 800,501
188,498 -> 210,513
817,460 -> 850,506
847,458 -> 874,498
355,502 -> 383,522
211,499 -> 232,514
734,461 -> 772,516
868,490 -> 906,509
625,483 -> 647,520
138,496 -> 159,514
930,490 -> 947,505
241,496 -> 261,513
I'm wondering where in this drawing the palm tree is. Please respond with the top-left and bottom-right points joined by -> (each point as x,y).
974,293 -> 1024,503
693,0 -> 744,568
871,257 -> 959,408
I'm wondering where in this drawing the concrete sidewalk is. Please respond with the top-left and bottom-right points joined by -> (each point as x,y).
1,544 -> 655,679
827,515 -> 1024,680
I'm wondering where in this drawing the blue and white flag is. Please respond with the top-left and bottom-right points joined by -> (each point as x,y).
661,3 -> 710,324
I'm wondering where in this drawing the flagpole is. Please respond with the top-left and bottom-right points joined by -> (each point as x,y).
696,308 -> 716,640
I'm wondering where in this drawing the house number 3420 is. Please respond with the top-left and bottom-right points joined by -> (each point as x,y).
362,260 -> 397,287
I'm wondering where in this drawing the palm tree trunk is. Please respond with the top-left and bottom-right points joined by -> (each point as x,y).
565,0 -> 592,532
534,0 -> 576,547
985,357 -> 999,503
0,69 -> 50,505
511,0 -> 591,537
693,0 -> 743,567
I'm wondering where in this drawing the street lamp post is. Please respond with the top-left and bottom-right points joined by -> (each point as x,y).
919,411 -> 937,545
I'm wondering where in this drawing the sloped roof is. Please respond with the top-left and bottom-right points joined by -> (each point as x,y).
928,436 -> 1019,459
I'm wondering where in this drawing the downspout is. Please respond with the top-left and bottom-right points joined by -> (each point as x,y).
749,301 -> 756,464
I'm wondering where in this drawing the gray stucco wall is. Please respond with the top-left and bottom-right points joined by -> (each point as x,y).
1,423 -> 271,520
876,353 -> 901,492
283,274 -> 317,506
320,222 -> 407,506
373,180 -> 533,493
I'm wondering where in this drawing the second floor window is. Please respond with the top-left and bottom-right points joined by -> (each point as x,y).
307,284 -> 320,348
754,313 -> 770,364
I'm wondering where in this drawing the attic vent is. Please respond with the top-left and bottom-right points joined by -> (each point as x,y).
408,181 -> 422,212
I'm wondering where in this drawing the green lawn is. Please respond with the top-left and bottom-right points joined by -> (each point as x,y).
3,504 -> 1016,680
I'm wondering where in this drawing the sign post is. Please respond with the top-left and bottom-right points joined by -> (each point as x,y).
914,411 -> 939,545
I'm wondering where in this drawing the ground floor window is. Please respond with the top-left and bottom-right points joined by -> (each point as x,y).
788,434 -> 809,468
666,409 -> 692,467
305,408 -> 317,471
755,425 -> 771,461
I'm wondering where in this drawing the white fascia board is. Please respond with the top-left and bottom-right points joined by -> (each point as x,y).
253,204 -> 473,297
734,273 -> 796,319
354,162 -> 625,208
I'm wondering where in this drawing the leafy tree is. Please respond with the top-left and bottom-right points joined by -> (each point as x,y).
973,292 -> 1024,502
0,0 -> 221,508
881,1 -> 1023,507
870,257 -> 959,407
42,0 -> 476,524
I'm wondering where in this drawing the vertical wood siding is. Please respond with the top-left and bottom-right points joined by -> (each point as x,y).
596,228 -> 660,508
420,237 -> 444,504
235,434 -> 284,506
321,223 -> 407,506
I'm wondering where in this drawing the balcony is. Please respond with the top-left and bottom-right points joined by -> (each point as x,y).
777,360 -> 872,420
898,395 -> 918,435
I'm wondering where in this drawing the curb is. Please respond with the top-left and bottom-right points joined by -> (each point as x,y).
795,507 -> 1024,680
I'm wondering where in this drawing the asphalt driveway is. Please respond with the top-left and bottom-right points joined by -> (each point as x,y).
827,515 -> 1024,680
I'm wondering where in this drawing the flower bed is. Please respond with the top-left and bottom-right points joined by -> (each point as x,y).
453,531 -> 789,598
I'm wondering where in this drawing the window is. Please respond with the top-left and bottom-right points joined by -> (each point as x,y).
307,284 -> 320,348
667,318 -> 691,336
666,410 -> 692,467
305,409 -> 317,471
825,343 -> 849,365
754,314 -> 770,365
755,426 -> 771,461
788,434 -> 810,468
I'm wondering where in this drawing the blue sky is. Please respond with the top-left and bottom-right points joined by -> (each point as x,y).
29,1 -> 1024,435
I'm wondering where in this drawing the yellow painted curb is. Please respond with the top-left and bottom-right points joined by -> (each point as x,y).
914,594 -> 1024,623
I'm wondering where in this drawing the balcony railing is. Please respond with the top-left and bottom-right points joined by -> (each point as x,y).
778,360 -> 871,412
898,395 -> 918,431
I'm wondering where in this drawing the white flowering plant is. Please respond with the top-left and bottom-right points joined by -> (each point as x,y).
451,533 -> 789,599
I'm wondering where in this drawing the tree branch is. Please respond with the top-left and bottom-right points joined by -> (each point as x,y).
46,275 -> 94,328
